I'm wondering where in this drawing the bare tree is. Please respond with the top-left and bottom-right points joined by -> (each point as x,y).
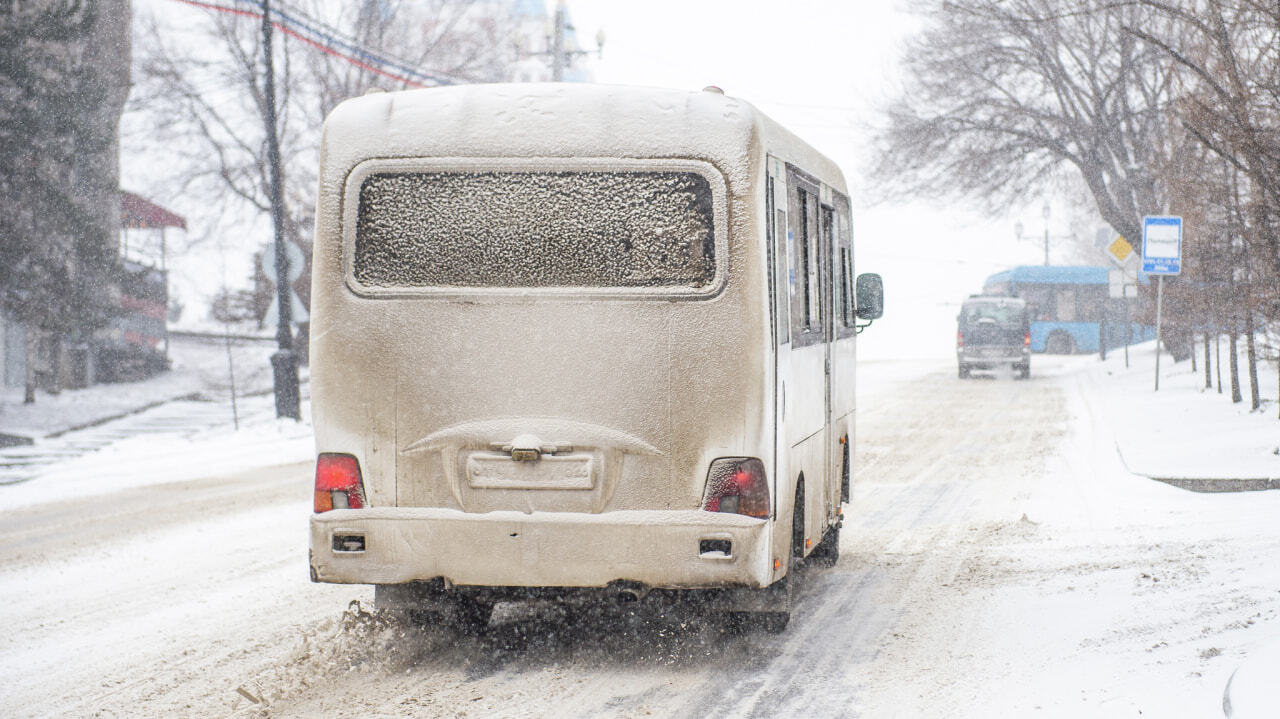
1131,0 -> 1280,413
125,0 -> 521,319
871,0 -> 1181,244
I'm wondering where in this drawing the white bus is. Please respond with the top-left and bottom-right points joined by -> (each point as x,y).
308,83 -> 883,632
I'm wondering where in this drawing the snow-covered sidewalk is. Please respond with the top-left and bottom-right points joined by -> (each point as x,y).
0,333 -> 284,441
1086,340 -> 1280,486
0,333 -> 308,487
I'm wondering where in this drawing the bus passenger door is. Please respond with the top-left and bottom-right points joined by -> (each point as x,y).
818,197 -> 836,521
784,165 -> 826,555
766,158 -> 789,528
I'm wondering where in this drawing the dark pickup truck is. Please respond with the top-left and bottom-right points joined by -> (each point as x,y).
957,295 -> 1031,379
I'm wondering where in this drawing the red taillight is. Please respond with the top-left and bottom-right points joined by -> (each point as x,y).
314,453 -> 365,513
957,331 -> 964,348
1024,332 -> 1031,346
701,458 -> 770,519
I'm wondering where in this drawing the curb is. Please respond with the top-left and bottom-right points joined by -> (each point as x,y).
0,433 -> 34,448
1152,477 -> 1280,493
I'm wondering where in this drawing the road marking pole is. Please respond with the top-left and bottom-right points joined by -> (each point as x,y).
1154,275 -> 1163,391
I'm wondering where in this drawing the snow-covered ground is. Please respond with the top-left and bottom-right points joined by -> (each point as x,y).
856,348 -> 1280,717
0,333 -> 285,440
1,336 -> 1279,717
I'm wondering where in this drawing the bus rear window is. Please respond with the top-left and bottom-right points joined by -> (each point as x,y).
353,171 -> 716,289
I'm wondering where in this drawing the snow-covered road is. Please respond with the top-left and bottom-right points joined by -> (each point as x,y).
3,356 -> 1279,718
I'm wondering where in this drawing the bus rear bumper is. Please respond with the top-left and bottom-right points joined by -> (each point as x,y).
309,507 -> 773,590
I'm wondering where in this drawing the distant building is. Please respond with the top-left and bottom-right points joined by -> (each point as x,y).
0,0 -> 132,398
0,192 -> 185,389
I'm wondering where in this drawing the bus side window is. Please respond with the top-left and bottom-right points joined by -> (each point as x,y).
801,190 -> 815,330
766,168 -> 790,345
838,247 -> 850,326
820,205 -> 833,340
835,194 -> 855,338
787,166 -> 824,347
1056,288 -> 1076,322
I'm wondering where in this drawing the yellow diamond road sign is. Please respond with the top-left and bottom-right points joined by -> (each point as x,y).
1107,236 -> 1133,263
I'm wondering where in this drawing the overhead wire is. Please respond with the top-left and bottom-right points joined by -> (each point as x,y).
167,0 -> 466,88
266,0 -> 472,85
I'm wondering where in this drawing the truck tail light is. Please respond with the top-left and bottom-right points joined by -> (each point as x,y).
314,453 -> 365,513
701,458 -> 769,519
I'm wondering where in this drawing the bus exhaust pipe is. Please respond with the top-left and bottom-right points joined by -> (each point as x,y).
616,585 -> 649,603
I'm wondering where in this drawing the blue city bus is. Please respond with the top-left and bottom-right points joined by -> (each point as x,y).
982,265 -> 1153,354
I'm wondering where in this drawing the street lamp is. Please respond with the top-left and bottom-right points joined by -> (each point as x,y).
1014,203 -> 1072,266
1041,202 -> 1051,266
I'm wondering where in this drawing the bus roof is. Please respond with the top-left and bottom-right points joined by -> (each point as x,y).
320,83 -> 846,195
985,265 -> 1112,287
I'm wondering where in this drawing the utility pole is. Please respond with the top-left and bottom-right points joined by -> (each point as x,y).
551,0 -> 566,81
261,0 -> 300,420
522,0 -> 603,82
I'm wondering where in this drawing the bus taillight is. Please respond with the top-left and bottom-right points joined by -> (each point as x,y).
702,458 -> 770,518
314,453 -> 365,513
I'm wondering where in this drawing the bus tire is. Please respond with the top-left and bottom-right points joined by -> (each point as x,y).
1045,332 -> 1075,354
791,478 -> 806,564
810,522 -> 840,567
840,440 -> 851,504
726,479 -> 800,633
759,485 -> 805,633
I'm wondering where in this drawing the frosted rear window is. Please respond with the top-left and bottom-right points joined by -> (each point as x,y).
354,171 -> 716,289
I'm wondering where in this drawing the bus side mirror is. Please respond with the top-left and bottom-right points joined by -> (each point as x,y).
855,273 -> 884,321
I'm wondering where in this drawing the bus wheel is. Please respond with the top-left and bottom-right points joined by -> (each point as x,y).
754,481 -> 804,633
1045,332 -> 1076,354
810,523 -> 840,567
757,486 -> 798,632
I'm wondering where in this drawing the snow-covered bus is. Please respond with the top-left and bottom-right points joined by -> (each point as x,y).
307,83 -> 883,631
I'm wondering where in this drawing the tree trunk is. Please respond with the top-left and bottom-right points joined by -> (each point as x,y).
1245,311 -> 1260,410
47,335 -> 62,396
1229,330 -> 1242,403
1203,330 -> 1211,389
22,328 -> 36,405
1216,331 -> 1223,394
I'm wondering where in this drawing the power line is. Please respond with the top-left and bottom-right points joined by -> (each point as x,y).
167,0 -> 467,88
268,0 -> 472,85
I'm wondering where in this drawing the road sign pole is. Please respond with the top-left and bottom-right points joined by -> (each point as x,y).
1141,215 -> 1182,392
1124,295 -> 1130,369
1154,275 -> 1163,391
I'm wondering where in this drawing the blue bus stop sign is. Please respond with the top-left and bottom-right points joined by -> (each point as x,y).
1141,216 -> 1182,275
